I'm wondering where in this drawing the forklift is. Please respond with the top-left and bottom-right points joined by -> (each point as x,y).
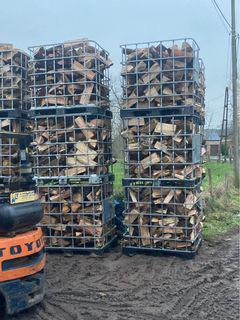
0,131 -> 45,316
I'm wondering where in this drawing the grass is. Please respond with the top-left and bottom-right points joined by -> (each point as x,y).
202,161 -> 239,239
112,159 -> 240,239
203,186 -> 240,240
112,159 -> 124,196
202,161 -> 233,190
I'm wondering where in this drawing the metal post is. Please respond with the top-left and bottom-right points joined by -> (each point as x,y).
231,0 -> 239,188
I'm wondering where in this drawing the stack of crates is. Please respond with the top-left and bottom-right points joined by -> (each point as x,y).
120,39 -> 205,256
0,43 -> 30,188
28,39 -> 116,252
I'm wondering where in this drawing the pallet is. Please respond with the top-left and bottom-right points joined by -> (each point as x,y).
45,234 -> 118,256
30,105 -> 112,118
122,237 -> 202,259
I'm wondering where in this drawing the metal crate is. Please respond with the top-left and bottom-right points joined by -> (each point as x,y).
28,39 -> 112,109
0,111 -> 29,179
122,181 -> 203,254
120,38 -> 205,111
0,44 -> 29,110
31,107 -> 113,178
121,111 -> 204,181
37,176 -> 116,251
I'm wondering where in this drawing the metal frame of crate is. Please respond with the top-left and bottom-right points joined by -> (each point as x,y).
120,38 -> 205,256
37,174 -> 116,251
0,110 -> 29,179
120,38 -> 205,110
28,39 -> 111,109
0,44 -> 29,110
122,180 -> 202,256
121,107 -> 204,181
31,106 -> 113,179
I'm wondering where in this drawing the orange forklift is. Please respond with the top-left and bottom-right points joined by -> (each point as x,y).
0,131 -> 45,316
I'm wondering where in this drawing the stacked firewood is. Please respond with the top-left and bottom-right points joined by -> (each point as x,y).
121,115 -> 204,180
30,39 -> 116,251
121,39 -> 205,255
121,40 -> 205,114
123,185 -> 202,249
37,181 -> 115,248
0,44 -> 29,110
31,113 -> 113,178
29,39 -> 112,109
0,116 -> 28,178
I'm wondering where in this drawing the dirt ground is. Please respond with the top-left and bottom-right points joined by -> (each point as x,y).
9,232 -> 239,320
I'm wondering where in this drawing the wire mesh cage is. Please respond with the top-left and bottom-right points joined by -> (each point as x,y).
0,44 -> 29,110
122,181 -> 202,254
28,39 -> 112,109
0,112 -> 29,179
121,113 -> 204,181
120,38 -> 205,112
31,108 -> 113,178
37,176 -> 116,251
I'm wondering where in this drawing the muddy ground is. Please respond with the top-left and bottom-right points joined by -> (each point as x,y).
9,232 -> 239,320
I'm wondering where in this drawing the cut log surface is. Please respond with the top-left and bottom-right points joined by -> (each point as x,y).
121,40 -> 205,112
29,39 -> 112,109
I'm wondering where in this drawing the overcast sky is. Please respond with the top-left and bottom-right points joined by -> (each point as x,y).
1,0 -> 239,128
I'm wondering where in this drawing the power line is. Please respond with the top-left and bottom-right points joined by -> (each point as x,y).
211,0 -> 231,33
212,0 -> 232,30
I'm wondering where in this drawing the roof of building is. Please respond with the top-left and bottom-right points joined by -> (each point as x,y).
204,129 -> 221,141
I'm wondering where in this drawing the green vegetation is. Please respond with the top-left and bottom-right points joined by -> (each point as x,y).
112,159 -> 124,196
203,161 -> 233,190
203,187 -> 240,240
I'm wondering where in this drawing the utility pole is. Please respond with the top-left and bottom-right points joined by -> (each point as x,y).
231,0 -> 239,188
219,87 -> 229,162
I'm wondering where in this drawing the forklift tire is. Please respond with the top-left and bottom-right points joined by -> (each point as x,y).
0,292 -> 6,317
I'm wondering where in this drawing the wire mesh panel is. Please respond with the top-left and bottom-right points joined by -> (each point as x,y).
29,39 -> 112,109
120,38 -> 205,113
122,113 -> 204,181
31,109 -> 113,178
37,177 -> 116,250
0,43 -> 29,110
0,113 -> 28,178
122,182 -> 202,253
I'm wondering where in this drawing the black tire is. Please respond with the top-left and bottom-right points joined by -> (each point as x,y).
0,292 -> 6,318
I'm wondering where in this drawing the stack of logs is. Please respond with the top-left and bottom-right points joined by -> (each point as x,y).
0,44 -> 29,110
28,39 -> 112,109
0,114 -> 28,178
121,39 -> 205,255
121,39 -> 205,115
0,43 -> 29,181
30,39 -> 116,251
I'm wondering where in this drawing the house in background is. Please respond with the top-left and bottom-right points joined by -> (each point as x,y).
204,129 -> 221,159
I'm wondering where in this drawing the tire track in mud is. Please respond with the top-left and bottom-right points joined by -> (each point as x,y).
7,232 -> 239,320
